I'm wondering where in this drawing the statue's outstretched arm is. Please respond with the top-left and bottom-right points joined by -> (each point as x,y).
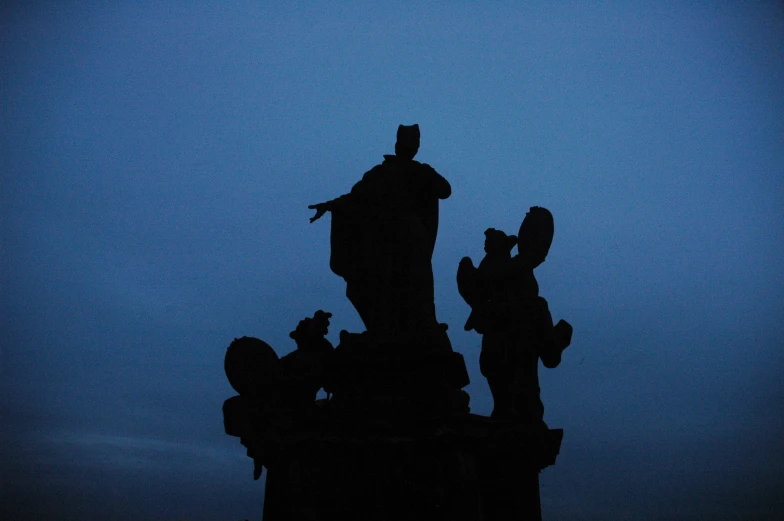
308,201 -> 331,223
309,166 -> 382,223
307,193 -> 352,223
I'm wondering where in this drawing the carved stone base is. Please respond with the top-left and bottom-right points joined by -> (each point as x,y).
323,331 -> 471,422
223,329 -> 561,520
258,415 -> 562,521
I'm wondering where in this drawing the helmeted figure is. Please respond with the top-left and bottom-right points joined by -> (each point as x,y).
309,124 -> 451,341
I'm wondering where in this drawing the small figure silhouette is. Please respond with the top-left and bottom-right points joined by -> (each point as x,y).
222,311 -> 335,480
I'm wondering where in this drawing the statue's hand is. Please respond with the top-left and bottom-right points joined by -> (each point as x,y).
553,319 -> 573,350
308,202 -> 331,223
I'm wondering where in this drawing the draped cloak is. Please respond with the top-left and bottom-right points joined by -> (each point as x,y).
328,155 -> 451,337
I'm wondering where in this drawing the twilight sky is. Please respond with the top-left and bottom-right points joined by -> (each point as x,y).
2,2 -> 783,520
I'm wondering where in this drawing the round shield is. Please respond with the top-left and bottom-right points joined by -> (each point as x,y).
224,336 -> 279,397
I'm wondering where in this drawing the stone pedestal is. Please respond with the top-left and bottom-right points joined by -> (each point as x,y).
227,413 -> 562,521
223,331 -> 562,521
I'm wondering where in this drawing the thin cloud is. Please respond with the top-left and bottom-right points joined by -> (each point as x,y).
52,431 -> 242,471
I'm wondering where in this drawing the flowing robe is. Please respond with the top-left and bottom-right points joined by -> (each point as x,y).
329,154 -> 451,338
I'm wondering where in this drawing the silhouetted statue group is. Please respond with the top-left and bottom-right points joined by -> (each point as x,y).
223,124 -> 576,521
308,123 -> 572,424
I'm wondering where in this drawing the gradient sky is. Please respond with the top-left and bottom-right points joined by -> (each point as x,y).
2,2 -> 783,520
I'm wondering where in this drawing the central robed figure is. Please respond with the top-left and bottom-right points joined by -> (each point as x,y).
309,124 -> 451,341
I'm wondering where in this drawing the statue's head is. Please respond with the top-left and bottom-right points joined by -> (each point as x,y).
484,228 -> 518,255
517,206 -> 554,268
289,310 -> 332,351
395,124 -> 420,160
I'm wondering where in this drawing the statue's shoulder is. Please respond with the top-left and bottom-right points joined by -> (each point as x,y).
414,160 -> 436,172
407,161 -> 442,182
358,162 -> 387,183
415,161 -> 450,198
364,162 -> 386,174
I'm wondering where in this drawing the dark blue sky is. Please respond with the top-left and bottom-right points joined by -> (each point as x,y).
2,2 -> 783,520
